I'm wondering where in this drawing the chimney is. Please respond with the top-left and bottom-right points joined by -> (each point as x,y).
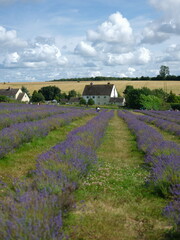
90,82 -> 93,86
107,82 -> 110,85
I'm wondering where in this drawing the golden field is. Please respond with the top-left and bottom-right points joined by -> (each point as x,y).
0,80 -> 180,95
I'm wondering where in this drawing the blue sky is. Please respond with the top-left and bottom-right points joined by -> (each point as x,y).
0,0 -> 180,82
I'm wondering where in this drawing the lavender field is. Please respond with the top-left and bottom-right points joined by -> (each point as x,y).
0,104 -> 180,239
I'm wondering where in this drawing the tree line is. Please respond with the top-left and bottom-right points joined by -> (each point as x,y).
51,66 -> 180,82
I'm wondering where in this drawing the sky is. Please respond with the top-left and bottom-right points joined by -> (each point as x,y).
0,0 -> 180,82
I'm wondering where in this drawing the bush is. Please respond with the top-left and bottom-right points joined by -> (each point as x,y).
0,95 -> 10,102
171,103 -> 180,111
87,98 -> 95,105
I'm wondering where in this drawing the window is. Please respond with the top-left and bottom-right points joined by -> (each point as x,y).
93,96 -> 95,98
104,96 -> 106,98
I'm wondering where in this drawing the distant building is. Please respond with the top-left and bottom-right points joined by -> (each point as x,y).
82,82 -> 125,106
0,87 -> 30,102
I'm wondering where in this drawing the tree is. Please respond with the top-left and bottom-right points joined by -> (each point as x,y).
21,86 -> 30,97
123,85 -> 134,95
31,91 -> 45,103
87,98 -> 95,105
167,91 -> 178,103
67,89 -> 77,100
159,65 -> 170,79
38,86 -> 61,100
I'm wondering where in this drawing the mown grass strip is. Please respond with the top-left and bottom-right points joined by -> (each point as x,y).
0,114 -> 94,184
64,111 -> 170,240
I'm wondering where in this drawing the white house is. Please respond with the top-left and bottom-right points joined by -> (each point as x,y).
0,87 -> 30,102
82,83 -> 125,106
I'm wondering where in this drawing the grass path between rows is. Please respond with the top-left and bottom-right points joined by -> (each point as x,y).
64,111 -> 170,240
0,114 -> 94,184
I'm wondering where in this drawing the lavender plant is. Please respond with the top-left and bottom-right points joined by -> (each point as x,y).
134,113 -> 180,137
118,110 -> 180,229
0,108 -> 95,159
0,110 -> 114,239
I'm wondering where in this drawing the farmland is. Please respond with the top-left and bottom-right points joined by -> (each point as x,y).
0,80 -> 180,95
0,103 -> 180,239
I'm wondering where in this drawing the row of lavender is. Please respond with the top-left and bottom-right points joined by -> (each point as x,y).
0,103 -> 71,113
135,109 -> 180,125
0,108 -> 95,159
118,111 -> 180,230
0,110 -> 114,239
134,111 -> 180,137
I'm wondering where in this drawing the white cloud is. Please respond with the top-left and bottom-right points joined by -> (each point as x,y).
141,23 -> 169,44
75,41 -> 97,57
3,52 -> 20,66
137,47 -> 151,64
160,44 -> 180,61
128,67 -> 136,75
88,70 -> 102,78
142,0 -> 180,44
87,12 -> 134,45
105,47 -> 151,66
0,26 -> 27,49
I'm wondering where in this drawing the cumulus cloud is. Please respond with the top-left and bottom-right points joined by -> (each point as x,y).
142,0 -> 180,44
161,44 -> 180,61
105,47 -> 151,66
75,41 -> 97,57
3,52 -> 20,67
0,26 -> 27,49
1,41 -> 68,69
87,12 -> 134,45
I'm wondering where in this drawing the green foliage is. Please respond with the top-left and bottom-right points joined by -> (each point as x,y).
171,103 -> 180,110
124,85 -> 178,110
79,97 -> 86,105
38,86 -> 61,101
31,91 -> 45,103
67,89 -> 77,100
151,88 -> 168,100
21,86 -> 30,97
87,98 -> 95,105
0,95 -> 10,102
140,94 -> 163,110
167,91 -> 178,103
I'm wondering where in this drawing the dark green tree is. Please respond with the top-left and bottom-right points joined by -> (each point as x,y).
67,89 -> 77,100
159,65 -> 170,79
21,86 -> 30,97
38,86 -> 61,100
167,90 -> 178,103
31,91 -> 45,103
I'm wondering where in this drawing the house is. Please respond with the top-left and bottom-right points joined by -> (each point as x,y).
109,97 -> 126,106
0,87 -> 30,102
82,82 -> 124,105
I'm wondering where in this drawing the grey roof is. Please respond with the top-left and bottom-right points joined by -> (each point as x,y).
0,88 -> 19,97
109,97 -> 124,103
82,84 -> 114,96
17,92 -> 25,101
68,97 -> 80,103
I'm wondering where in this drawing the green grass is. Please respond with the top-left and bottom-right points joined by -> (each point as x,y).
0,115 -> 94,184
64,112 -> 170,240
